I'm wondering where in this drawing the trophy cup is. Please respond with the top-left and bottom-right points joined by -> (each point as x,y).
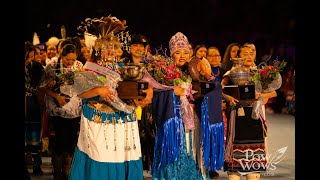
223,58 -> 255,102
117,63 -> 148,99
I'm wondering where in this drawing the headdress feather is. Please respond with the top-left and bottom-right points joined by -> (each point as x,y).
33,32 -> 40,45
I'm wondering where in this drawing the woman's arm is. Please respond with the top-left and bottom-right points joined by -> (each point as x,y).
221,72 -> 239,105
78,86 -> 116,102
222,93 -> 239,105
257,90 -> 277,105
221,72 -> 231,89
45,88 -> 69,106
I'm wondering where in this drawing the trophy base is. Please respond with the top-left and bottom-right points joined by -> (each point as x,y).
117,81 -> 148,99
192,81 -> 216,99
223,84 -> 256,102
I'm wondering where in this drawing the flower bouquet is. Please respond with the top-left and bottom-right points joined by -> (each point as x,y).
56,68 -> 75,85
142,53 -> 195,130
251,60 -> 287,93
251,59 -> 287,119
143,54 -> 191,86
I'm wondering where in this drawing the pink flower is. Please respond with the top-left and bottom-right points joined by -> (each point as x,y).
168,64 -> 176,71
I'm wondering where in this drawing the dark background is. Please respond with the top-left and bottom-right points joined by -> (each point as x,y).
23,0 -> 295,53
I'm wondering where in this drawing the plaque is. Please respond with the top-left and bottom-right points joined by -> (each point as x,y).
192,81 -> 216,99
117,81 -> 148,99
223,84 -> 256,102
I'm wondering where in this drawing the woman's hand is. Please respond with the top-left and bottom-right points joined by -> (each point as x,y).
256,91 -> 277,105
97,86 -> 116,102
56,94 -> 69,106
174,86 -> 185,96
134,85 -> 153,108
223,93 -> 239,106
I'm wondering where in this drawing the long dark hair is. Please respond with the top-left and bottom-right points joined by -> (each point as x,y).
25,41 -> 35,61
221,42 -> 241,70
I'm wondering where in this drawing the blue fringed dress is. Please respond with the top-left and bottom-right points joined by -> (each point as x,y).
151,90 -> 209,180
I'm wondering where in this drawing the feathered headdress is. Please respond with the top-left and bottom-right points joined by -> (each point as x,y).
84,32 -> 97,53
78,15 -> 127,54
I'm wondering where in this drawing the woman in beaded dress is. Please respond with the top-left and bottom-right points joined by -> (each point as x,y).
69,16 -> 149,180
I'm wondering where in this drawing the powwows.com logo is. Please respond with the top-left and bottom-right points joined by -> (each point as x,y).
238,146 -> 288,176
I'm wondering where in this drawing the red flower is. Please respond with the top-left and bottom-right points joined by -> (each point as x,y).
260,69 -> 268,76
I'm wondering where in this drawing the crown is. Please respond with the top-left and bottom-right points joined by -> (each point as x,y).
169,32 -> 190,56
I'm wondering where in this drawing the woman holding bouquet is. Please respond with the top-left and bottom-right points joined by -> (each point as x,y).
44,43 -> 83,180
150,32 -> 208,180
221,45 -> 277,180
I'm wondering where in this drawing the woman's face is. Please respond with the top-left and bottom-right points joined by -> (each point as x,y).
230,45 -> 239,58
207,48 -> 221,67
81,46 -> 91,61
61,53 -> 77,68
26,51 -> 35,63
35,48 -> 42,63
115,47 -> 123,58
239,47 -> 254,67
101,48 -> 116,62
47,45 -> 57,59
246,44 -> 256,60
130,44 -> 145,58
172,49 -> 190,67
195,47 -> 207,59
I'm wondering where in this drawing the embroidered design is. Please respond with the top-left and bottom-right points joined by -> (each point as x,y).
93,103 -> 103,110
93,114 -> 102,123
124,116 -> 131,151
112,117 -> 117,151
103,120 -> 108,150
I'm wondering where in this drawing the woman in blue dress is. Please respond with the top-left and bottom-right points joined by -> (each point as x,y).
150,32 -> 208,180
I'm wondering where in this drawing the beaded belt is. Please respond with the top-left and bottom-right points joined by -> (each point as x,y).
82,100 -> 136,124
81,100 -> 138,151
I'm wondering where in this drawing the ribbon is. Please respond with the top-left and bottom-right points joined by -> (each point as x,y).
180,82 -> 195,130
186,83 -> 195,101
141,70 -> 173,90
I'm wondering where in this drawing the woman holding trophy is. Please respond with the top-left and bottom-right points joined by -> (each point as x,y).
221,45 -> 278,180
68,16 -> 152,180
